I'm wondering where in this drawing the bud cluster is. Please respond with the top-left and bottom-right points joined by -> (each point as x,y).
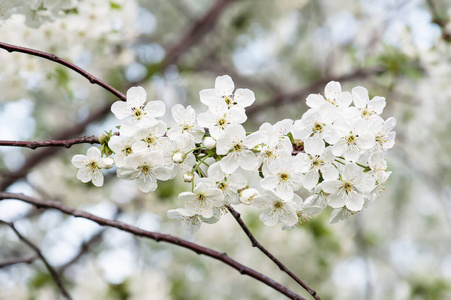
72,75 -> 396,233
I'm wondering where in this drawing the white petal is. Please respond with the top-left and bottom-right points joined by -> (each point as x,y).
127,86 -> 147,107
234,88 -> 255,108
303,170 -> 319,190
220,153 -> 240,173
351,86 -> 369,108
199,89 -> 219,106
215,75 -> 235,96
111,101 -> 130,119
306,94 -> 325,109
145,100 -> 165,118
304,135 -> 325,155
71,155 -> 88,168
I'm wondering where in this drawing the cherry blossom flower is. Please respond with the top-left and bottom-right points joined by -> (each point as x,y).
117,152 -> 173,193
71,147 -> 113,187
253,190 -> 299,226
260,157 -> 307,201
199,75 -> 255,111
321,163 -> 375,211
179,182 -> 224,218
216,124 -> 258,173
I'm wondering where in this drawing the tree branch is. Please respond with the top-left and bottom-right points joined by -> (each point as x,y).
0,136 -> 99,149
0,255 -> 37,268
0,41 -> 126,101
0,192 -> 305,300
427,0 -> 451,42
163,0 -> 235,67
226,205 -> 320,300
0,219 -> 72,299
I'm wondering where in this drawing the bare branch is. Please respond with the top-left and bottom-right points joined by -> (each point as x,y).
0,136 -> 99,149
0,255 -> 37,268
226,205 -> 321,300
0,41 -> 126,101
0,219 -> 72,299
0,192 -> 306,300
163,0 -> 235,67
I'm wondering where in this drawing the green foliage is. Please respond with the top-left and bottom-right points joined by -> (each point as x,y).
106,281 -> 131,300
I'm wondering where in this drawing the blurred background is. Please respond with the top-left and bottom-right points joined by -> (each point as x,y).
1,0 -> 451,299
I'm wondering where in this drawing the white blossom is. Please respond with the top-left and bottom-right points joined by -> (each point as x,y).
71,147 -> 113,187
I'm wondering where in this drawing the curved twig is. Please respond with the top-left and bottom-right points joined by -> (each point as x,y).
0,255 -> 37,268
226,205 -> 321,300
0,136 -> 99,149
0,192 -> 305,300
0,219 -> 72,299
0,41 -> 126,101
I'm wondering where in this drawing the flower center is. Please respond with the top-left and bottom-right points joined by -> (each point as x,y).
139,164 -> 151,175
233,143 -> 242,152
313,122 -> 323,133
346,134 -> 356,144
88,161 -> 99,171
343,182 -> 352,193
182,123 -> 192,131
123,146 -> 133,155
197,193 -> 206,202
217,118 -> 227,129
217,181 -> 228,191
146,136 -> 156,145
223,95 -> 235,108
274,200 -> 284,210
279,173 -> 290,181
132,107 -> 144,119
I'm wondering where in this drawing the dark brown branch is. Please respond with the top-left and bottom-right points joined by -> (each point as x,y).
0,192 -> 305,300
0,219 -> 72,299
226,205 -> 320,300
163,0 -> 235,67
0,136 -> 99,149
0,104 -> 111,190
0,255 -> 37,268
247,67 -> 386,116
427,0 -> 451,42
0,41 -> 126,101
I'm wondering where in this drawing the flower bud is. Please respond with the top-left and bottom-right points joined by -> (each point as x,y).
99,133 -> 108,145
239,188 -> 259,205
204,137 -> 216,149
183,171 -> 194,182
253,144 -> 263,152
172,152 -> 186,163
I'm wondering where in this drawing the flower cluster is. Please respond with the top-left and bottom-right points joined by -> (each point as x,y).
72,76 -> 396,233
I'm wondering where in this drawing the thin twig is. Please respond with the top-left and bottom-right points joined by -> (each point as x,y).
0,192 -> 305,300
0,41 -> 126,101
0,136 -> 99,149
0,219 -> 72,299
226,205 -> 321,300
0,255 -> 37,268
57,228 -> 105,276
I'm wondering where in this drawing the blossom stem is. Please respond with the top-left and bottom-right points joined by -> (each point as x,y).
226,205 -> 321,300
